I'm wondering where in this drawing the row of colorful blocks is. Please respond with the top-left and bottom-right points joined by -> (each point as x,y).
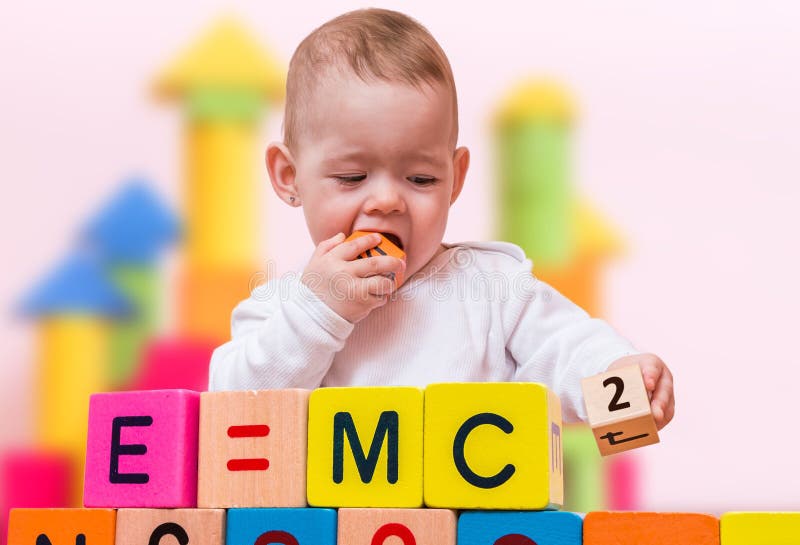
84,384 -> 563,510
9,508 -> 799,544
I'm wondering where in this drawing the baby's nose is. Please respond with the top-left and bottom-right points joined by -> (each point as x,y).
364,179 -> 406,214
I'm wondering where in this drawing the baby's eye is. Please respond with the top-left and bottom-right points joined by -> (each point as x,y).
408,176 -> 437,185
334,174 -> 366,184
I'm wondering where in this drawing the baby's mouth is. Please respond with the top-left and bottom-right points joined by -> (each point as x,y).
382,232 -> 404,251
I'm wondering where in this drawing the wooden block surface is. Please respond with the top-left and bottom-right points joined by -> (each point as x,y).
423,382 -> 563,509
345,231 -> 406,288
338,508 -> 456,545
721,512 -> 800,545
307,387 -> 423,508
84,389 -> 200,508
8,508 -> 116,545
581,364 -> 659,456
584,512 -> 719,544
226,508 -> 336,545
458,511 -> 582,545
198,389 -> 310,507
115,509 -> 225,545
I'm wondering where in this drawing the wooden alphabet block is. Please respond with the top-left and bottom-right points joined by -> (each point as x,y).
226,508 -> 336,545
345,231 -> 406,288
721,512 -> 800,544
458,511 -> 582,545
8,508 -> 116,545
83,390 -> 200,507
423,382 -> 563,510
338,508 -> 456,545
198,389 -> 310,507
307,387 -> 423,507
581,364 -> 659,456
583,512 -> 719,544
115,509 -> 225,545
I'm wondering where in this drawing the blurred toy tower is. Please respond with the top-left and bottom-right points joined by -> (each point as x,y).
493,80 -> 637,511
154,18 -> 285,343
83,180 -> 180,388
17,250 -> 131,503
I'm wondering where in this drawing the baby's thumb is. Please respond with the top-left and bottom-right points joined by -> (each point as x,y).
317,232 -> 346,254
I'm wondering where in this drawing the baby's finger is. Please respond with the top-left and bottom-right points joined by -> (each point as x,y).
330,232 -> 383,261
362,274 -> 397,297
638,355 -> 664,393
316,232 -> 346,256
349,255 -> 405,279
650,368 -> 674,430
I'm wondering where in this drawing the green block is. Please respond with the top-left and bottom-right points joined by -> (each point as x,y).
562,424 -> 605,512
108,265 -> 159,387
187,88 -> 264,122
496,121 -> 575,267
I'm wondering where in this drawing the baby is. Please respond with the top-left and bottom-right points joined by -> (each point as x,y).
208,8 -> 674,427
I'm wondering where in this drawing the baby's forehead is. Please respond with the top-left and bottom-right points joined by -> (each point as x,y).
296,70 -> 456,148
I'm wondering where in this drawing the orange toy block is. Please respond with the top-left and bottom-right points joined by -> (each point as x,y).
198,389 -> 310,508
178,265 -> 260,343
581,364 -> 659,456
345,231 -> 406,288
338,508 -> 456,545
115,509 -> 225,545
583,512 -> 719,544
8,508 -> 116,545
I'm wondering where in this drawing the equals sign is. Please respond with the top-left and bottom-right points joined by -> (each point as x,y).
227,424 -> 270,471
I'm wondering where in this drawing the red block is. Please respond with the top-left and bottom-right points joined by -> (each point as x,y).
1,449 -> 72,545
126,337 -> 215,392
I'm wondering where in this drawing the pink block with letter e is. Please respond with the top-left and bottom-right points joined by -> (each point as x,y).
83,389 -> 200,508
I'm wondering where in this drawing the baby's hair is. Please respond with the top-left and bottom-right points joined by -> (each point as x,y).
284,8 -> 458,152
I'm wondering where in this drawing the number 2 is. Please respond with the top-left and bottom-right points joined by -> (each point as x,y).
602,376 -> 631,412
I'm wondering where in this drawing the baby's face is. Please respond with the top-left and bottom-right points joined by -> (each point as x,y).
290,74 -> 468,285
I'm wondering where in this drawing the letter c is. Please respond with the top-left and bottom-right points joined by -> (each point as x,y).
453,412 -> 516,489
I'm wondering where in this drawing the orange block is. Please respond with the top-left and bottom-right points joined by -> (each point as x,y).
583,512 -> 719,544
345,231 -> 406,288
178,265 -> 261,342
8,508 -> 116,544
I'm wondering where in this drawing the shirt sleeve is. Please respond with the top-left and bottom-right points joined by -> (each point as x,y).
504,260 -> 640,423
208,275 -> 355,391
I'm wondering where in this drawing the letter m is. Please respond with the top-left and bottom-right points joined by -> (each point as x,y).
332,411 -> 399,484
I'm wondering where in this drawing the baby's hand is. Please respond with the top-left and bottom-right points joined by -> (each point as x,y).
607,353 -> 674,430
301,232 -> 406,324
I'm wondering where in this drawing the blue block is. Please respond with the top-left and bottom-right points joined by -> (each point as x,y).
227,508 -> 337,545
458,511 -> 582,545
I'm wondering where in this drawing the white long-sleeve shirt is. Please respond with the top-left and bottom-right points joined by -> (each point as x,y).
208,240 -> 639,422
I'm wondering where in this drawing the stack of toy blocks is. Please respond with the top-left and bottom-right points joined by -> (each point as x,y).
7,383 -> 800,544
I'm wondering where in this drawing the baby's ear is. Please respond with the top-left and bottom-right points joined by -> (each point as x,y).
450,146 -> 470,205
266,142 -> 300,206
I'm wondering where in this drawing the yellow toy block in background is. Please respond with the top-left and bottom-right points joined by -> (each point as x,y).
307,387 -> 424,508
423,382 -> 563,509
721,512 -> 800,544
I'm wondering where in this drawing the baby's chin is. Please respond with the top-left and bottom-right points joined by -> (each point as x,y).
405,243 -> 448,280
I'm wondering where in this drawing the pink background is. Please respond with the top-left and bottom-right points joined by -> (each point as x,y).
2,1 -> 799,511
